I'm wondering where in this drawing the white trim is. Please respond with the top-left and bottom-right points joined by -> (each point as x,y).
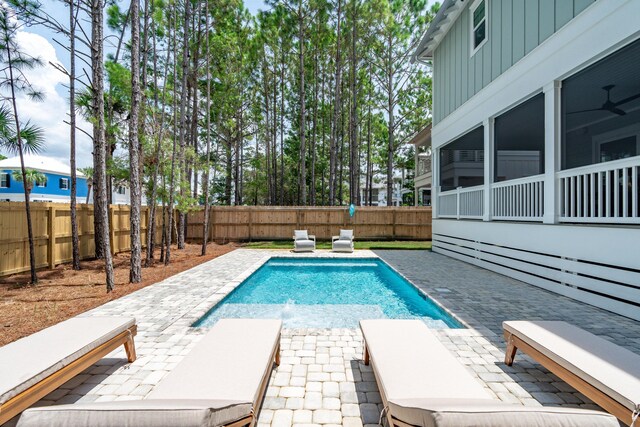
543,81 -> 561,224
59,177 -> 70,190
482,118 -> 493,221
469,0 -> 488,57
432,0 -> 640,149
0,172 -> 8,188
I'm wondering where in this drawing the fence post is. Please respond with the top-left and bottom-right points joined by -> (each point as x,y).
210,207 -> 215,241
392,209 -> 396,240
456,187 -> 461,220
248,209 -> 253,241
48,205 -> 56,269
109,205 -> 116,255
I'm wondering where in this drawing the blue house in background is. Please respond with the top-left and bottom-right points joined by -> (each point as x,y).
0,155 -> 89,202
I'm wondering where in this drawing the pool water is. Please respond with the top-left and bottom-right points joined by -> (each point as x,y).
194,258 -> 461,329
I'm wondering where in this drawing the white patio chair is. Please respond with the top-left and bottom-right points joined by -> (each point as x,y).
332,229 -> 354,253
293,230 -> 316,252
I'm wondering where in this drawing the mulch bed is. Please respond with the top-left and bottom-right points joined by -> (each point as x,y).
0,242 -> 239,346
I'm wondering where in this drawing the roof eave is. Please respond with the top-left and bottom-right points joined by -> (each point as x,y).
413,0 -> 467,62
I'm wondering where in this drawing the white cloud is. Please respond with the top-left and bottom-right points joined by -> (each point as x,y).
9,30 -> 93,168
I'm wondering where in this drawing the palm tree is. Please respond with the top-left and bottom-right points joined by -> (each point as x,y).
0,109 -> 45,285
12,168 -> 46,197
0,3 -> 46,284
79,167 -> 94,204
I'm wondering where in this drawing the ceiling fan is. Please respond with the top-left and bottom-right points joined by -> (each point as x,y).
568,85 -> 640,116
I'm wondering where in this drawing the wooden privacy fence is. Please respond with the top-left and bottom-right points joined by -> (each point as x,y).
186,206 -> 432,242
0,202 -> 161,278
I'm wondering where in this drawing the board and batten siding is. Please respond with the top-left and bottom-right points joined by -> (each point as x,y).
433,0 -> 595,124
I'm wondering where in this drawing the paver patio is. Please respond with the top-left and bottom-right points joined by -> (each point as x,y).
3,248 -> 639,427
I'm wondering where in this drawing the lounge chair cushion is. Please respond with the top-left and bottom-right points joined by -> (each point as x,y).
503,320 -> 640,413
339,229 -> 353,240
0,316 -> 135,405
16,399 -> 251,427
293,230 -> 308,240
294,239 -> 315,251
17,319 -> 281,427
149,319 -> 282,404
388,398 -> 619,427
359,319 -> 491,403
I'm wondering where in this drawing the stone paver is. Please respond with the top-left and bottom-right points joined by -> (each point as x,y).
4,248 -> 639,427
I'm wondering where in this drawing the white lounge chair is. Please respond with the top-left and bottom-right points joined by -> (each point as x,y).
332,229 -> 354,253
17,319 -> 281,427
504,320 -> 640,426
0,316 -> 137,425
360,319 -> 618,427
293,229 -> 315,252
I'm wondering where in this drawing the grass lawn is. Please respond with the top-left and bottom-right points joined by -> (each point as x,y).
243,240 -> 432,250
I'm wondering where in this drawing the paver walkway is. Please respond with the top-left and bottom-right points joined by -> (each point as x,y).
4,248 -> 639,427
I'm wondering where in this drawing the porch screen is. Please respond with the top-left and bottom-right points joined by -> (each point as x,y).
439,126 -> 484,192
562,37 -> 640,170
494,93 -> 545,181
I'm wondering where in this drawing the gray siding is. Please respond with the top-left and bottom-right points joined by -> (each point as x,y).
433,0 -> 595,124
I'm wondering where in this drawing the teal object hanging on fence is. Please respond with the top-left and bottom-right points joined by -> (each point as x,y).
349,204 -> 356,217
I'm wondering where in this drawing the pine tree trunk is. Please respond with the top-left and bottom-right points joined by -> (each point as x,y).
386,39 -> 395,206
145,6 -> 166,266
69,0 -> 80,270
5,45 -> 37,283
201,1 -> 211,255
91,0 -> 115,290
128,0 -> 142,283
279,51 -> 285,206
329,0 -> 342,206
176,0 -> 191,250
310,44 -> 318,206
164,6 -> 179,265
367,98 -> 373,206
297,0 -> 306,206
348,2 -> 358,205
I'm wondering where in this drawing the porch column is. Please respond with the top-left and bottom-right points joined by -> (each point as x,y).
483,118 -> 494,221
543,81 -> 561,224
432,147 -> 439,218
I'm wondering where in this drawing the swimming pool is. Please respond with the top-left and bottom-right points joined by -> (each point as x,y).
194,258 -> 461,329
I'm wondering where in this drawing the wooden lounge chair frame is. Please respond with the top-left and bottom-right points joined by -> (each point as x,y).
504,329 -> 633,426
0,325 -> 137,425
225,337 -> 280,427
363,343 -> 413,427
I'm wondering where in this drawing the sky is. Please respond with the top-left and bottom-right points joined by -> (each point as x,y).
4,0 -> 268,168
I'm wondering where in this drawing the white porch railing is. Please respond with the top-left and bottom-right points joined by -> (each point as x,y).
558,156 -> 640,224
492,174 -> 544,221
438,185 -> 484,219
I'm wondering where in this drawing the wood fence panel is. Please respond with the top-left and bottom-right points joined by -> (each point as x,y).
0,202 -> 162,277
185,206 -> 432,243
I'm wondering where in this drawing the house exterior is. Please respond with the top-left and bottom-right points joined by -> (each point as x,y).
0,155 -> 89,202
415,0 -> 640,321
360,173 -> 406,206
409,125 -> 433,206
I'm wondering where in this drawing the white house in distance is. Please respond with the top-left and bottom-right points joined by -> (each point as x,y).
409,125 -> 433,206
415,0 -> 640,321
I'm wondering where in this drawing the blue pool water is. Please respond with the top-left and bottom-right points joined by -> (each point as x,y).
194,258 -> 461,329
